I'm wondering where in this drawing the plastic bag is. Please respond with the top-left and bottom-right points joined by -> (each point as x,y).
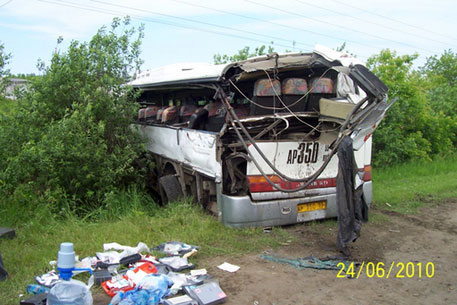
47,279 -> 93,305
116,274 -> 172,305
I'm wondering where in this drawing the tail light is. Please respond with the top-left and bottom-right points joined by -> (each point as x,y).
363,165 -> 372,181
247,175 -> 336,193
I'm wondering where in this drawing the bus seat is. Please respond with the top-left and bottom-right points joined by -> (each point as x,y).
179,104 -> 198,123
156,106 -> 168,122
250,79 -> 281,116
232,103 -> 250,119
162,106 -> 178,124
281,78 -> 308,113
306,77 -> 335,112
145,106 -> 159,121
138,108 -> 146,121
188,107 -> 208,130
205,101 -> 226,132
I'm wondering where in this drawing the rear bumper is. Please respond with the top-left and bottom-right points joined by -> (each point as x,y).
219,189 -> 338,228
219,181 -> 373,228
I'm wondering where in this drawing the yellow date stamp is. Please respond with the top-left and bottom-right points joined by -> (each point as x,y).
337,261 -> 435,279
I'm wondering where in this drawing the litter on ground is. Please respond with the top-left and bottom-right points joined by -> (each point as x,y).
217,262 -> 240,273
21,241 -> 227,305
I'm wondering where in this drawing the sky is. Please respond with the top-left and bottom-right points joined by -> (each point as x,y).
1,0 -> 457,75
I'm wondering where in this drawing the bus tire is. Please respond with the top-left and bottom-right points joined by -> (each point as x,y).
159,175 -> 183,204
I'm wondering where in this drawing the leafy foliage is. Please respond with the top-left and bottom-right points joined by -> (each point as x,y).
0,41 -> 12,95
0,17 -> 148,215
422,50 -> 457,118
367,49 -> 457,166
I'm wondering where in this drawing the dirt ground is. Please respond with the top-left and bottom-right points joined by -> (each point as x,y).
94,199 -> 457,305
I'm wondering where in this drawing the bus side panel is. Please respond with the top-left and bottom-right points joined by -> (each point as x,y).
135,125 -> 222,181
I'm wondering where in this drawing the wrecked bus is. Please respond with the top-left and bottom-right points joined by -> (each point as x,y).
130,45 -> 391,227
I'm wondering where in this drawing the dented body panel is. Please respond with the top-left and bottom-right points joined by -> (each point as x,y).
131,45 -> 389,227
135,125 -> 222,181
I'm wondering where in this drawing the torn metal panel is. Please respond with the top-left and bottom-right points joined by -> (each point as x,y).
134,125 -> 222,182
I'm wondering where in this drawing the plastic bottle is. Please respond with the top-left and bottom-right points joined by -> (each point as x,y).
46,242 -> 93,305
47,279 -> 93,305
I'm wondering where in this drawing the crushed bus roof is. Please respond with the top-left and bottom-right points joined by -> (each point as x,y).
129,45 -> 365,89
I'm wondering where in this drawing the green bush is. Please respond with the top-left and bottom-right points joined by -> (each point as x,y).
367,49 -> 457,167
0,17 -> 150,217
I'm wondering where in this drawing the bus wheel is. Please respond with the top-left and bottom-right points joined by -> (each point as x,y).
159,175 -> 183,204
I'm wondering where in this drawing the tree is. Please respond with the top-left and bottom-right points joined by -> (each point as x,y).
421,50 -> 457,118
0,17 -> 147,213
367,49 -> 456,166
0,42 -> 12,95
213,44 -> 275,64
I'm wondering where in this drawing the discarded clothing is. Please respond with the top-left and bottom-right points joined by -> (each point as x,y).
260,254 -> 352,271
35,270 -> 61,287
154,241 -> 199,256
101,242 -> 149,263
336,136 -> 368,256
159,257 -> 194,272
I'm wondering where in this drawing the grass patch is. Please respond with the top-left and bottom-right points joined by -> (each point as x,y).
373,154 -> 457,213
2,155 -> 457,304
368,211 -> 390,224
0,200 -> 289,305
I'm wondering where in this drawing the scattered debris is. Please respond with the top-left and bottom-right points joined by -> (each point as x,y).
22,240 -> 228,305
20,292 -> 48,305
164,294 -> 198,305
217,262 -> 240,273
260,254 -> 353,271
159,256 -> 194,272
0,227 -> 15,239
184,281 -> 227,305
35,270 -> 60,287
26,284 -> 50,294
154,241 -> 199,256
190,269 -> 208,276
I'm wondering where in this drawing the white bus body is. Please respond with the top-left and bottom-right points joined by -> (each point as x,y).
131,45 -> 390,227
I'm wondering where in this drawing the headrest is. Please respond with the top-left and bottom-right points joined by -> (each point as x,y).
204,100 -> 225,117
162,106 -> 178,122
253,79 -> 281,97
282,78 -> 308,95
138,108 -> 146,120
145,106 -> 159,119
180,104 -> 198,117
156,106 -> 167,121
310,77 -> 334,94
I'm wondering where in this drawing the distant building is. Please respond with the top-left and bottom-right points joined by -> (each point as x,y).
1,78 -> 29,100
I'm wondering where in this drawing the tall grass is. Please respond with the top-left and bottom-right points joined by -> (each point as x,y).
0,190 -> 288,305
373,154 -> 457,213
2,153 -> 457,304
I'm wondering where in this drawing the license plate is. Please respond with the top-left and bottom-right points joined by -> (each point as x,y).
297,201 -> 326,213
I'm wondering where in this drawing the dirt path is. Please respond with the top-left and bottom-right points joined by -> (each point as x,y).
204,200 -> 457,305
95,200 -> 457,305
